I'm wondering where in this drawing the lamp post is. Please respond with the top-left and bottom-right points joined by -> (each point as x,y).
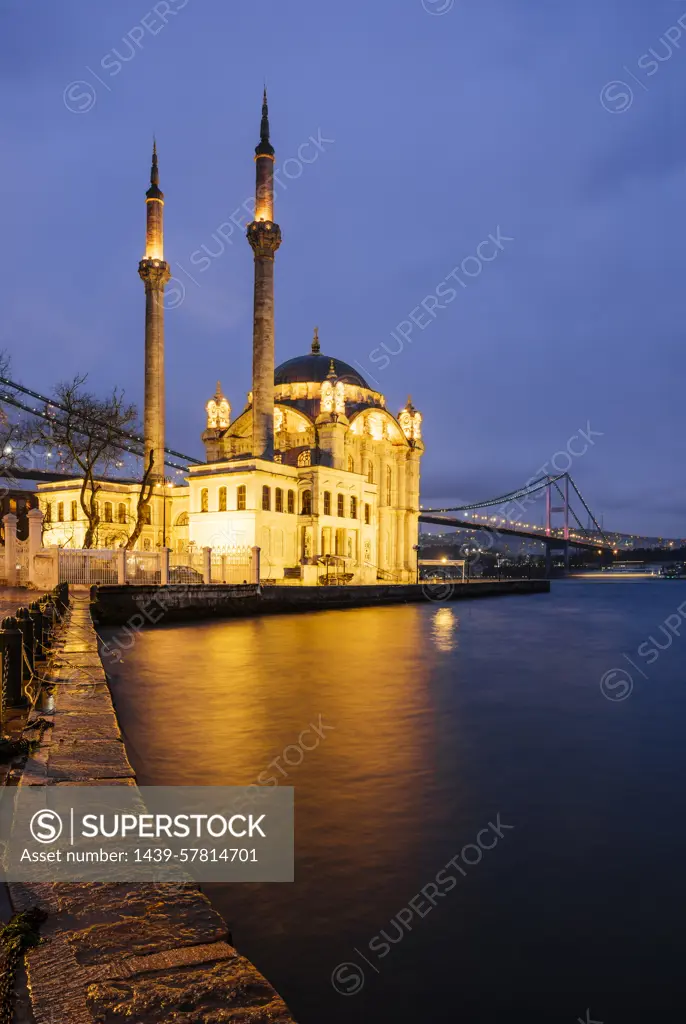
156,477 -> 170,548
413,544 -> 420,585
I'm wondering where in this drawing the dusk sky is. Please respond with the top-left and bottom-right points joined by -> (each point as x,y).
2,0 -> 684,536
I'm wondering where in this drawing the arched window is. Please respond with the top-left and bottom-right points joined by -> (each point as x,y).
237,485 -> 247,511
347,455 -> 354,473
118,502 -> 127,524
364,502 -> 371,525
57,502 -> 64,522
287,490 -> 295,514
301,490 -> 312,515
323,491 -> 331,516
104,501 -> 113,523
200,488 -> 209,513
71,500 -> 78,521
175,512 -> 189,526
337,494 -> 345,518
275,488 -> 283,513
367,460 -> 374,484
218,487 -> 227,512
45,502 -> 52,523
262,486 -> 271,511
297,450 -> 311,467
142,505 -> 152,525
350,496 -> 358,519
386,465 -> 392,505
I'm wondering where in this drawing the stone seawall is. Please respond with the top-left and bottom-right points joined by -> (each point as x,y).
92,578 -> 550,627
11,587 -> 298,1024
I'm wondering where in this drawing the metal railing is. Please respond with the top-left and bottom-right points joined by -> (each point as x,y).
210,548 -> 253,585
58,548 -> 119,585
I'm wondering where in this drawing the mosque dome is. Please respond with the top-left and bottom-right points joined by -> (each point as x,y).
274,328 -> 369,388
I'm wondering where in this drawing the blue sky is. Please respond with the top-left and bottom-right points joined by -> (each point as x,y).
2,0 -> 684,535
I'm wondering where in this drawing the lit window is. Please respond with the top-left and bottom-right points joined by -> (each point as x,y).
323,491 -> 331,516
237,485 -> 247,511
142,505 -> 152,526
104,502 -> 113,523
337,494 -> 344,518
287,490 -> 295,514
219,487 -> 227,512
302,490 -> 312,515
350,496 -> 357,519
262,486 -> 271,511
200,488 -> 209,513
275,488 -> 283,513
298,450 -> 311,467
118,502 -> 127,524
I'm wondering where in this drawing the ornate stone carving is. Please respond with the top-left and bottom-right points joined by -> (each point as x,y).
247,220 -> 282,259
138,258 -> 171,289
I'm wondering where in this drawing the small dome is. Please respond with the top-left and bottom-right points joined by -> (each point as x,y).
274,353 -> 369,389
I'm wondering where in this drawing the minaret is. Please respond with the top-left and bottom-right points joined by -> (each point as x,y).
247,89 -> 282,460
138,140 -> 171,480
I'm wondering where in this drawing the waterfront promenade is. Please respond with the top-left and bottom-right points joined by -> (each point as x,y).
7,587 -> 297,1023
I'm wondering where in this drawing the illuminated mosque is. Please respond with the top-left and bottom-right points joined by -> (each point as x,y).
39,94 -> 424,584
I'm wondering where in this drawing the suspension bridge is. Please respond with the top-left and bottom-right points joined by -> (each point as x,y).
419,474 -> 616,572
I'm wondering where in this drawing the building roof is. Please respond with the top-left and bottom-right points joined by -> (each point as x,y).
274,353 -> 369,389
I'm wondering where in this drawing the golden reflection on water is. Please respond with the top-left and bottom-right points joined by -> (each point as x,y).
431,607 -> 459,652
106,605 -> 449,889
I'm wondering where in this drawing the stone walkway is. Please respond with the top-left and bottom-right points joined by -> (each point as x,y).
11,587 -> 297,1023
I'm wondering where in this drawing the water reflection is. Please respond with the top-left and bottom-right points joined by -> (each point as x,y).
431,607 -> 458,652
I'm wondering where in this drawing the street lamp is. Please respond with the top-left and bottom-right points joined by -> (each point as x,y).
156,477 -> 170,548
413,544 -> 420,585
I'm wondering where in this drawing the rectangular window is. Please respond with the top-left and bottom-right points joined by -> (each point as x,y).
57,502 -> 64,522
323,491 -> 331,516
350,496 -> 357,519
219,487 -> 227,512
118,502 -> 127,524
142,505 -> 152,526
71,500 -> 78,521
45,502 -> 52,524
200,488 -> 209,512
287,490 -> 295,514
364,503 -> 371,525
275,488 -> 283,513
337,494 -> 345,518
237,485 -> 247,511
104,502 -> 113,523
262,486 -> 271,511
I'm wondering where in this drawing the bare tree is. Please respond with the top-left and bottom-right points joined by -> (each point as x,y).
29,376 -> 139,548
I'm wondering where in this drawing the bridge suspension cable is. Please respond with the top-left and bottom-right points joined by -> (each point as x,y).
421,474 -> 565,514
0,375 -> 202,472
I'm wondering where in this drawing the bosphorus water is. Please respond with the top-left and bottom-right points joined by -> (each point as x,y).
103,581 -> 686,1023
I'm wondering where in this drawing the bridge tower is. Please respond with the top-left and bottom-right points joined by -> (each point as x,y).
545,474 -> 571,572
247,89 -> 282,460
138,140 -> 171,481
